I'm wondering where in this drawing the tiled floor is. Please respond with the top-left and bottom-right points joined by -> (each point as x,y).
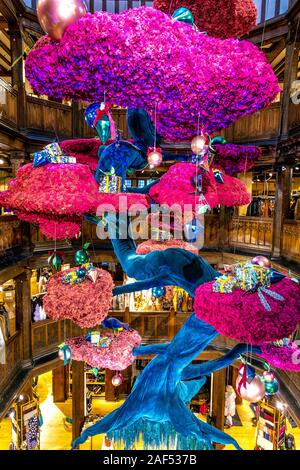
0,371 -> 299,451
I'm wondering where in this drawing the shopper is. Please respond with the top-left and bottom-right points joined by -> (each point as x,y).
224,385 -> 236,428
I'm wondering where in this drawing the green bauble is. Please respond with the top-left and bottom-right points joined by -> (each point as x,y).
48,253 -> 63,271
210,136 -> 227,146
172,7 -> 194,25
265,379 -> 279,395
74,249 -> 89,265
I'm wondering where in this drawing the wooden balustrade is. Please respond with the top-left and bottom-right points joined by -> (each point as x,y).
204,214 -> 220,249
81,107 -> 129,139
228,216 -> 273,253
0,216 -> 23,254
26,96 -> 72,137
0,79 -> 18,128
224,103 -> 281,143
288,101 -> 300,134
0,332 -> 22,393
281,220 -> 300,263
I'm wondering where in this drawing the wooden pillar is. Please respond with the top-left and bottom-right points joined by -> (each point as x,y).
219,207 -> 230,249
272,166 -> 292,258
72,361 -> 85,444
280,34 -> 300,139
231,367 -> 242,405
15,270 -> 33,368
9,21 -> 26,130
169,309 -> 176,339
72,102 -> 81,138
105,368 -> 116,401
52,365 -> 68,403
211,368 -> 226,450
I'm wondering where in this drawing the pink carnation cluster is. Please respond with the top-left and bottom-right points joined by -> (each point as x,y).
60,138 -> 102,172
213,144 -> 262,175
149,163 -> 251,209
259,342 -> 300,371
44,267 -> 114,328
136,239 -> 199,255
0,163 -> 149,239
194,278 -> 300,345
25,7 -> 279,141
66,329 -> 141,370
154,0 -> 257,38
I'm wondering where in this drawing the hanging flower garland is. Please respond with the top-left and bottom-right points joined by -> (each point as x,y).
65,329 -> 141,370
194,276 -> 300,345
44,267 -> 114,328
136,239 -> 199,255
25,7 -> 279,141
213,144 -> 262,175
153,0 -> 257,38
149,162 -> 251,210
259,342 -> 300,372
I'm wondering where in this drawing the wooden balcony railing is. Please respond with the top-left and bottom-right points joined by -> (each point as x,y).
281,220 -> 300,263
0,79 -> 18,129
224,103 -> 281,143
0,332 -> 22,393
228,216 -> 273,253
0,216 -> 23,254
26,96 -> 73,137
288,101 -> 300,135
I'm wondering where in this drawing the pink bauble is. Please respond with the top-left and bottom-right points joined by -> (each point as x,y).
111,372 -> 124,387
236,375 -> 265,403
148,151 -> 163,169
37,0 -> 87,41
251,255 -> 271,268
263,371 -> 275,383
191,135 -> 207,155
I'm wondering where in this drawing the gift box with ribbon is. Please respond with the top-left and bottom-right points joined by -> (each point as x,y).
98,167 -> 122,193
233,261 -> 270,291
33,143 -> 77,167
212,274 -> 236,293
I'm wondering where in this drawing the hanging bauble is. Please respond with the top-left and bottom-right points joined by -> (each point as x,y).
87,268 -> 99,284
210,136 -> 227,146
85,102 -> 101,128
191,134 -> 207,155
172,7 -> 194,25
264,378 -> 279,395
95,114 -> 111,145
74,243 -> 90,265
147,149 -> 163,169
184,218 -> 204,243
152,286 -> 166,299
47,251 -> 64,271
112,372 -> 124,387
236,374 -> 265,403
251,256 -> 271,268
76,267 -> 87,279
37,0 -> 87,42
191,173 -> 203,193
58,344 -> 72,365
263,370 -> 275,383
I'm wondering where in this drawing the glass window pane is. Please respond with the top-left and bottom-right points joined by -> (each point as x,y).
23,0 -> 33,7
84,0 -> 91,11
138,180 -> 145,188
254,0 -> 262,23
125,179 -> 132,188
119,0 -> 128,11
145,1 -> 153,6
94,0 -> 103,10
132,1 -> 141,8
265,0 -> 276,20
106,0 -> 115,12
280,0 -> 289,14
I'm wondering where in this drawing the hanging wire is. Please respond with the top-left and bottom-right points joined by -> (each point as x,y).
154,101 -> 158,151
168,0 -> 174,15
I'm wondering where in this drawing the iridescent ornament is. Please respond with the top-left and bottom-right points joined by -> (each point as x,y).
147,150 -> 163,169
87,268 -> 99,283
191,134 -> 207,155
152,286 -> 166,298
236,374 -> 265,403
76,267 -> 87,279
172,7 -> 194,25
264,378 -> 279,395
85,102 -> 101,128
251,256 -> 271,269
48,251 -> 64,271
37,0 -> 87,42
210,136 -> 227,146
263,370 -> 275,383
74,243 -> 90,265
112,372 -> 124,387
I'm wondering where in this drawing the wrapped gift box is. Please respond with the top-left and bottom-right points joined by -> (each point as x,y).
99,175 -> 122,193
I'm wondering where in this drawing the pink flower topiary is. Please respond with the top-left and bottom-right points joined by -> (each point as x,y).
25,7 -> 279,141
136,239 -> 199,255
66,329 -> 141,370
194,278 -> 300,345
60,138 -> 102,172
149,163 -> 250,210
154,0 -> 257,38
44,267 -> 114,328
259,342 -> 300,371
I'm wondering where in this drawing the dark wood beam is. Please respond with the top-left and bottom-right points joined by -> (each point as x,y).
0,52 -> 10,66
0,38 -> 10,55
0,0 -> 18,22
211,368 -> 226,450
267,38 -> 286,63
72,361 -> 85,446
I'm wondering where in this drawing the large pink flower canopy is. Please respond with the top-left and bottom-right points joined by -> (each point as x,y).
25,7 -> 279,141
154,0 -> 257,38
149,162 -> 251,209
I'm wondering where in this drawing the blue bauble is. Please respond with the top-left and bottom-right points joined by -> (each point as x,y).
269,268 -> 285,284
184,218 -> 204,243
152,287 -> 165,299
85,102 -> 101,128
76,267 -> 87,279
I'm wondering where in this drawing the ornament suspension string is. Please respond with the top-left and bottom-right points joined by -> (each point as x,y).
154,101 -> 158,151
168,0 -> 174,15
